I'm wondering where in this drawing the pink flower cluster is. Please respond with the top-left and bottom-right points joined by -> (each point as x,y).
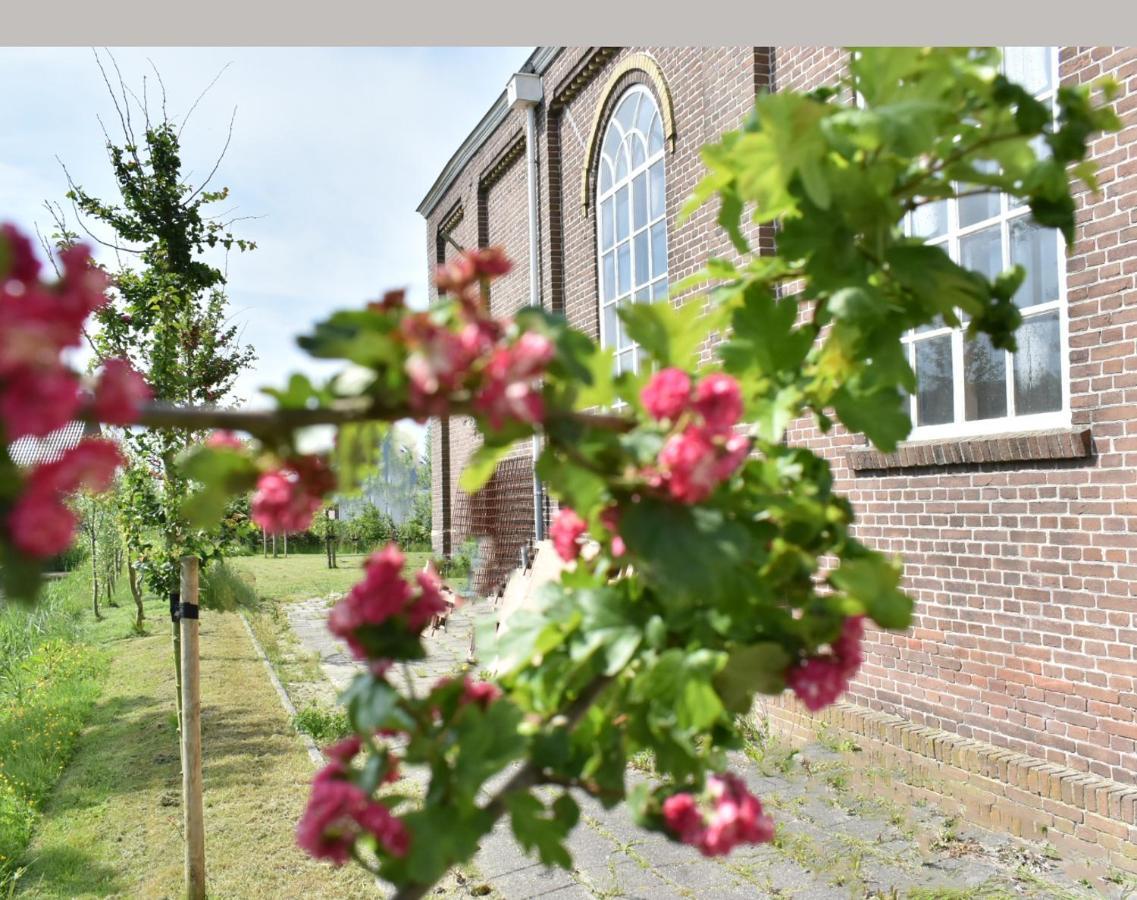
550,507 -> 587,562
93,358 -> 152,425
7,440 -> 123,557
433,675 -> 503,710
327,544 -> 448,660
296,735 -> 409,865
661,773 -> 774,856
251,455 -> 336,534
392,247 -> 554,430
640,370 -> 750,504
785,615 -> 866,711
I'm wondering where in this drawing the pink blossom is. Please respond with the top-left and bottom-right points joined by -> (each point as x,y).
0,367 -> 79,440
484,332 -> 554,383
599,505 -> 626,557
251,456 -> 334,534
473,380 -> 544,430
7,490 -> 76,558
435,246 -> 512,294
712,434 -> 751,482
662,774 -> 774,857
408,567 -> 449,631
462,679 -> 502,708
0,292 -> 83,375
402,315 -> 474,415
324,736 -> 363,765
786,615 -> 866,712
205,430 -> 244,450
550,507 -> 587,562
641,368 -> 692,422
692,374 -> 743,435
296,770 -> 409,864
31,439 -> 122,495
658,427 -> 721,504
1,222 -> 42,284
93,358 -> 152,425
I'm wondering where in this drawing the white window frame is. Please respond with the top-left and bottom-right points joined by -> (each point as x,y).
595,84 -> 669,376
904,47 -> 1070,442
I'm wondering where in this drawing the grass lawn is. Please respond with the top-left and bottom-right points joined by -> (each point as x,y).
230,550 -> 437,604
15,594 -> 378,898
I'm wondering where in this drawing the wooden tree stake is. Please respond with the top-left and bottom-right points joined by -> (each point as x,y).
179,556 -> 206,900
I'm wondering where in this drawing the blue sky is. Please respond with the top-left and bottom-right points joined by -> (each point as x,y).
0,47 -> 532,419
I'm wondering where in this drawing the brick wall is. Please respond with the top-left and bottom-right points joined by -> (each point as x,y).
421,46 -> 1137,796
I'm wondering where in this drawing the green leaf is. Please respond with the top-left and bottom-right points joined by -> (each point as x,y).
506,791 -> 577,869
179,447 -> 260,529
714,642 -> 791,712
572,586 -> 644,676
460,442 -> 510,493
617,300 -> 710,372
829,555 -> 913,630
340,674 -> 416,734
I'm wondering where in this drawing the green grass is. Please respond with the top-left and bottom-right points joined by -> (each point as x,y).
0,571 -> 109,889
230,550 -> 437,604
13,591 -> 378,898
293,704 -> 351,745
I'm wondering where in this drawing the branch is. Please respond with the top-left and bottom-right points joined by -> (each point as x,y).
184,106 -> 237,207
390,675 -> 615,900
75,398 -> 635,441
179,62 -> 232,139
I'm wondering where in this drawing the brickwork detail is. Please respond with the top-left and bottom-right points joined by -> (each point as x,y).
848,428 -> 1094,472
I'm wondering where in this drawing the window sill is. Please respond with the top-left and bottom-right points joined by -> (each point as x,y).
847,427 -> 1092,473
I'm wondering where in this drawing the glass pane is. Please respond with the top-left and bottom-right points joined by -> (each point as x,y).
599,160 -> 612,195
617,243 -> 630,295
632,173 -> 648,231
600,197 -> 614,250
958,189 -> 1001,228
631,135 -> 645,170
915,335 -> 954,426
620,349 -> 635,375
911,200 -> 948,239
959,225 -> 1003,282
1010,218 -> 1059,309
649,161 -> 665,220
964,333 -> 1007,421
616,93 -> 638,131
958,160 -> 1001,227
634,286 -> 650,302
601,126 -> 620,168
1014,312 -> 1061,414
651,221 -> 668,278
635,91 -> 655,137
615,187 -> 629,241
1004,46 -> 1052,96
651,278 -> 668,300
602,303 -> 617,348
634,231 -> 649,286
602,252 -> 615,302
618,316 -> 630,350
648,114 -> 663,155
614,145 -> 628,182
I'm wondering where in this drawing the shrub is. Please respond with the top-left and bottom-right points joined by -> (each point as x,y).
293,704 -> 351,745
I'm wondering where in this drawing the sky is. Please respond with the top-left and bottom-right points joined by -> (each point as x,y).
0,47 -> 533,434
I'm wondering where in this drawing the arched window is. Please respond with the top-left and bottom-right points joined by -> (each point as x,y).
596,85 -> 668,375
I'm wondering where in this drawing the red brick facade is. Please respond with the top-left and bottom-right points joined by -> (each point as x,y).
419,46 -> 1137,819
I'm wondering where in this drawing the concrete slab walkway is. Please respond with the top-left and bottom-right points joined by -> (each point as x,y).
284,596 -> 1119,899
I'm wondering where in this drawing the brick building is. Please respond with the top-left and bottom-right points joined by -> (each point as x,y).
419,47 -> 1137,866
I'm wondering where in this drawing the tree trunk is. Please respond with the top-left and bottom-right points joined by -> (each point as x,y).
128,556 -> 144,630
90,528 -> 102,620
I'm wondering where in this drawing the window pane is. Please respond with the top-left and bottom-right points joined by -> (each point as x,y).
614,145 -> 628,182
1010,218 -> 1059,309
615,187 -> 629,241
649,114 -> 664,155
634,231 -> 649,286
616,93 -> 637,131
958,189 -> 1001,228
959,225 -> 1003,282
915,335 -> 954,426
635,92 -> 655,137
631,136 -> 645,170
649,161 -> 665,220
964,333 -> 1008,421
651,278 -> 668,300
651,221 -> 668,278
632,173 -> 648,231
1004,46 -> 1052,96
911,200 -> 948,239
602,252 -> 615,302
600,197 -> 614,250
601,127 -> 620,168
617,243 -> 630,295
1014,312 -> 1061,414
634,286 -> 650,302
602,303 -> 617,348
618,316 -> 631,350
599,160 -> 612,195
619,348 -> 635,375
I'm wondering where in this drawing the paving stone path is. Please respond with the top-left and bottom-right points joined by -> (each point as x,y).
284,596 -> 1123,899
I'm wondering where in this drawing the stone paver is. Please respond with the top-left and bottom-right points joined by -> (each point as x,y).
285,597 -> 1115,899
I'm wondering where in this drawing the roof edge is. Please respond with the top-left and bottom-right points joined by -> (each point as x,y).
417,46 -> 562,219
